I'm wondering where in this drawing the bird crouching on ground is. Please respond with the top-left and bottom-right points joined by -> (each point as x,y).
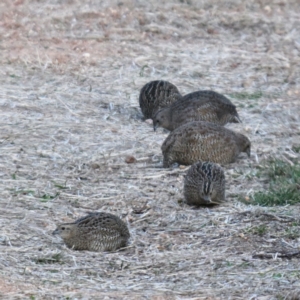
184,161 -> 225,206
153,90 -> 241,131
53,212 -> 130,252
162,121 -> 250,167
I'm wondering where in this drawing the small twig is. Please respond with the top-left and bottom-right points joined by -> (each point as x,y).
281,238 -> 297,249
253,251 -> 300,259
261,213 -> 282,221
237,211 -> 297,223
281,155 -> 295,166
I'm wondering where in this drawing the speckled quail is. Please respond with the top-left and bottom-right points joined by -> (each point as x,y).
153,90 -> 241,131
53,212 -> 130,252
162,121 -> 250,167
139,80 -> 182,119
184,161 -> 225,206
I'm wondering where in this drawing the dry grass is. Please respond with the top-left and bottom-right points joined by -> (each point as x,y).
0,0 -> 300,299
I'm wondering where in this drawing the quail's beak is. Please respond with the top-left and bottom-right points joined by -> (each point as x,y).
246,146 -> 251,158
202,195 -> 211,203
52,228 -> 59,235
234,115 -> 242,123
153,124 -> 157,132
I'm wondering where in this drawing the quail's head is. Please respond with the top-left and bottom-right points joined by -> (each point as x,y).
199,181 -> 216,204
153,108 -> 171,131
240,135 -> 251,157
53,224 -> 76,239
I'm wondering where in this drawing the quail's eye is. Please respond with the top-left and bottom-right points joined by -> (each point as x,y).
61,227 -> 65,230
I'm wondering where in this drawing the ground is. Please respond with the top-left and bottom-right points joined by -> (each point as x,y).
0,0 -> 300,299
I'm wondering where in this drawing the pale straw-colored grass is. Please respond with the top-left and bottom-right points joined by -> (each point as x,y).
0,0 -> 300,298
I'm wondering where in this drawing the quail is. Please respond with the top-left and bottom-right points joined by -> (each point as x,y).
139,80 -> 182,119
184,161 -> 225,206
162,121 -> 250,167
52,212 -> 130,252
153,90 -> 241,131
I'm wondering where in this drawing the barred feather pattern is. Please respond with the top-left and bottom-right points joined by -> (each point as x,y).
153,90 -> 241,131
53,212 -> 130,252
139,80 -> 182,119
184,161 -> 225,205
162,121 -> 251,167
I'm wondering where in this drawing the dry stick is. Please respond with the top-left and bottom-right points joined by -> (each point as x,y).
260,213 -> 283,221
281,155 -> 295,166
252,251 -> 300,259
281,238 -> 298,249
237,210 -> 296,223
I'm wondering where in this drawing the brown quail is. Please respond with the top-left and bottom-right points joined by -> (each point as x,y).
184,161 -> 225,206
139,80 -> 182,119
52,212 -> 130,252
153,90 -> 241,131
162,121 -> 250,167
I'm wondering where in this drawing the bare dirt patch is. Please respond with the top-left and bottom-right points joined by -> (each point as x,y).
0,0 -> 300,299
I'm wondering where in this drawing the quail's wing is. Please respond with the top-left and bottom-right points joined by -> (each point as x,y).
161,122 -> 195,153
76,212 -> 115,227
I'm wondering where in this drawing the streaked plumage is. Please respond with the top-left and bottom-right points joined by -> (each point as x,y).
184,161 -> 225,206
52,212 -> 130,252
162,121 -> 250,167
153,90 -> 241,131
139,80 -> 182,119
